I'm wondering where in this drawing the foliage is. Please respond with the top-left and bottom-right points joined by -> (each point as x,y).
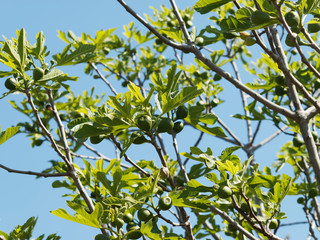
0,217 -> 60,240
1,0 -> 320,239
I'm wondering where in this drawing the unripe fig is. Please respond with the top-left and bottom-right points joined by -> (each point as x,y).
5,78 -> 18,90
136,115 -> 152,132
33,67 -> 44,81
285,11 -> 300,27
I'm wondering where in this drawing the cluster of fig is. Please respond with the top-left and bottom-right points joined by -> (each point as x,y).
4,66 -> 45,91
106,195 -> 173,239
132,105 -> 189,144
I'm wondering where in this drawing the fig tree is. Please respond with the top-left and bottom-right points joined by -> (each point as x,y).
132,134 -> 148,145
274,86 -> 286,96
111,218 -> 124,229
213,74 -> 222,81
195,37 -> 204,46
297,197 -> 305,204
240,31 -> 250,40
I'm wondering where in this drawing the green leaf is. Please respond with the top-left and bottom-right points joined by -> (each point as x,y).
162,87 -> 203,114
97,171 -> 112,194
216,160 -> 240,175
169,190 -> 211,210
107,94 -> 132,119
17,28 -> 27,68
111,167 -> 122,196
220,16 -> 252,32
57,31 -> 71,44
305,0 -> 320,14
194,0 -> 233,14
37,68 -> 64,82
33,31 -> 46,60
143,86 -> 155,107
250,174 -> 278,188
236,7 -> 254,19
54,44 -> 96,66
67,117 -> 91,130
73,124 -> 107,138
51,202 -> 103,228
256,0 -> 276,13
141,220 -> 163,240
190,146 -> 203,155
0,126 -> 20,145
128,82 -> 145,103
2,38 -> 21,67
220,146 -> 241,161
186,179 -> 213,192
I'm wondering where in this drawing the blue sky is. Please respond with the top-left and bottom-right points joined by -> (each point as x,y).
0,0 -> 311,239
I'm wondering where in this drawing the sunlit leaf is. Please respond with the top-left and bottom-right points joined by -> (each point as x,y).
194,0 -> 233,14
0,126 -> 20,145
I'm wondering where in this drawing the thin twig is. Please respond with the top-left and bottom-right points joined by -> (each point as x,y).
171,131 -> 189,183
150,135 -> 176,189
209,205 -> 261,240
250,120 -> 262,145
90,62 -> 118,95
0,164 -> 69,178
230,59 -> 253,143
25,90 -> 71,167
183,131 -> 204,165
109,134 -> 171,192
169,0 -> 192,44
252,125 -> 289,151
116,0 -> 190,51
156,211 -> 184,227
301,27 -> 320,55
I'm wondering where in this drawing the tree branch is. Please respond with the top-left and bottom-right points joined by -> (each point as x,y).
116,0 -> 191,51
209,205 -> 261,240
91,62 -> 118,95
0,164 -> 69,178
